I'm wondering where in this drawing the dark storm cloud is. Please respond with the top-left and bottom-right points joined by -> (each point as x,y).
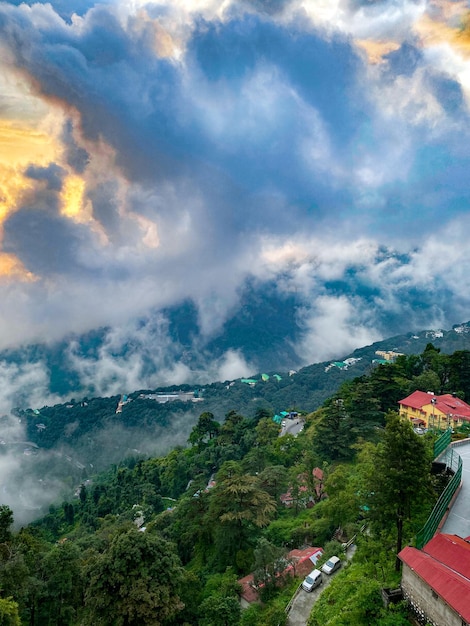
0,3 -> 369,224
3,208 -> 93,276
61,120 -> 89,174
87,181 -> 123,239
24,163 -> 65,191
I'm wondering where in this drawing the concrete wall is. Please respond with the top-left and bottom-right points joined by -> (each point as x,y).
401,564 -> 466,626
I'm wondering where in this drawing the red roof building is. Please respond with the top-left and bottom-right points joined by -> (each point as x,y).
279,468 -> 325,508
399,534 -> 470,626
238,546 -> 323,607
398,391 -> 470,429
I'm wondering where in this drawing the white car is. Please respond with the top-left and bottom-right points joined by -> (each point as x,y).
321,556 -> 341,575
302,569 -> 322,592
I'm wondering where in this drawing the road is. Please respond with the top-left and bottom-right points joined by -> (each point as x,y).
441,440 -> 470,538
286,546 -> 356,626
281,419 -> 304,437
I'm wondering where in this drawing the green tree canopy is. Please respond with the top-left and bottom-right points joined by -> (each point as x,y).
83,526 -> 185,626
362,412 -> 433,570
0,597 -> 21,626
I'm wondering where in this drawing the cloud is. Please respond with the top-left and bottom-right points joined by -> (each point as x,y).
295,294 -> 381,362
0,360 -> 62,413
0,0 -> 468,397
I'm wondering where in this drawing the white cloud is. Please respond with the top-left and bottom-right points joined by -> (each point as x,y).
295,294 -> 381,363
213,348 -> 256,381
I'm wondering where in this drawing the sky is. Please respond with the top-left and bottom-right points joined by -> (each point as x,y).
1,0 -> 470,397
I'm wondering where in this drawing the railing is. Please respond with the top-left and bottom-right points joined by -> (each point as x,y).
433,428 -> 452,458
415,440 -> 464,549
284,584 -> 301,615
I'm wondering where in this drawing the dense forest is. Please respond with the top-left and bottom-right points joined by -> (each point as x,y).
0,343 -> 469,625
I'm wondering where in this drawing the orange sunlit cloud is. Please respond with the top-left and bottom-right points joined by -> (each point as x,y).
355,39 -> 401,65
0,163 -> 33,224
353,4 -> 470,65
0,121 -> 59,167
0,120 -> 62,221
0,252 -> 36,282
60,174 -> 89,222
415,11 -> 470,57
0,119 -> 64,278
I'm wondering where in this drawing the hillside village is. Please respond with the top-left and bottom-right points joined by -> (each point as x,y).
0,343 -> 469,625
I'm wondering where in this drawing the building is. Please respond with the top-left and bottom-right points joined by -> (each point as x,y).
375,350 -> 404,361
399,534 -> 470,626
398,391 -> 470,429
238,546 -> 323,607
280,468 -> 325,508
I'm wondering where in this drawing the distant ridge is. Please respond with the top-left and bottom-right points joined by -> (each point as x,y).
2,310 -> 470,410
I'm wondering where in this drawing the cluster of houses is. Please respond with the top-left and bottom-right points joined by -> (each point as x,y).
238,389 -> 470,625
138,390 -> 203,403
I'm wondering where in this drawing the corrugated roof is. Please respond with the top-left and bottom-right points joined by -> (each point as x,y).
399,390 -> 437,410
399,534 -> 470,622
423,534 -> 470,579
436,394 -> 470,419
399,391 -> 470,419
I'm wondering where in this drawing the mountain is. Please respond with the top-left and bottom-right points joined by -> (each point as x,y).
3,319 -> 470,525
1,268 -> 470,410
15,320 -> 470,464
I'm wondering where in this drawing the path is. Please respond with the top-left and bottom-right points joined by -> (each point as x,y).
441,440 -> 470,538
286,545 -> 356,626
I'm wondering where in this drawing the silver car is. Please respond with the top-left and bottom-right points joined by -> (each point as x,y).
302,568 -> 323,592
321,556 -> 341,575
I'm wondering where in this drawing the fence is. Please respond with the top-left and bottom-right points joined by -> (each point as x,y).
433,428 -> 452,459
415,439 -> 464,549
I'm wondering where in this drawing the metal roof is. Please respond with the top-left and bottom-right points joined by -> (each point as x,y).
399,534 -> 470,622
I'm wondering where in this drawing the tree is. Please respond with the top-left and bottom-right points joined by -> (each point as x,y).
188,412 -> 220,447
199,595 -> 241,626
0,507 -> 13,545
448,350 -> 470,399
83,526 -> 185,626
322,463 -> 362,530
363,412 -> 433,570
0,597 -> 21,626
218,411 -> 247,446
209,469 -> 276,568
312,399 -> 353,462
252,538 -> 289,600
258,466 -> 289,503
37,541 -> 83,626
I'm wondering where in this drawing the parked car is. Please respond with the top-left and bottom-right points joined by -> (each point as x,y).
321,556 -> 341,575
302,568 -> 323,592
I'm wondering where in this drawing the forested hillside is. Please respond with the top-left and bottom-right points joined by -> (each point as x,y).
0,344 -> 468,625
13,323 -> 470,478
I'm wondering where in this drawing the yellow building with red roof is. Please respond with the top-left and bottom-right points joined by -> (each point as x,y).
398,390 -> 470,430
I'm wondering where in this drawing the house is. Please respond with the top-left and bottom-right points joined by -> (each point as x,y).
399,534 -> 470,626
398,391 -> 470,429
280,468 -> 325,508
375,350 -> 404,361
238,546 -> 323,607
